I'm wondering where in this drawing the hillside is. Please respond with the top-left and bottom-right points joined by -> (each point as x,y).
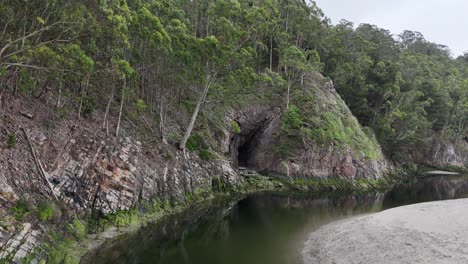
0,0 -> 466,263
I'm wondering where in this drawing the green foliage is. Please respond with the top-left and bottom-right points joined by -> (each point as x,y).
12,198 -> 32,221
230,121 -> 241,134
44,238 -> 80,264
186,134 -> 204,152
66,218 -> 87,241
276,92 -> 381,160
0,0 -> 465,165
112,59 -> 137,79
7,133 -> 16,148
36,200 -> 57,221
198,149 -> 214,160
81,95 -> 96,118
281,106 -> 303,131
56,107 -> 71,119
136,99 -> 148,112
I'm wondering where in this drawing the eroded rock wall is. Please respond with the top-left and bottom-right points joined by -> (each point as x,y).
228,73 -> 393,180
0,71 -> 394,261
429,141 -> 468,169
0,97 -> 239,262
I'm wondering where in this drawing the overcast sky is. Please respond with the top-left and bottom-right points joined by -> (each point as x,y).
314,0 -> 467,57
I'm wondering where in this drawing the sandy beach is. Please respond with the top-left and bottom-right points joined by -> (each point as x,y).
302,198 -> 468,264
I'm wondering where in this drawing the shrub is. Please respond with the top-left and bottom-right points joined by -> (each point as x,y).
186,133 -> 204,151
36,200 -> 57,221
12,198 -> 32,221
281,106 -> 303,131
230,121 -> 241,134
81,95 -> 96,117
136,99 -> 148,112
66,218 -> 87,240
198,148 -> 214,160
7,133 -> 16,148
56,107 -> 70,118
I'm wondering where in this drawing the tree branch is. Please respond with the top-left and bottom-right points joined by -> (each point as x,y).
2,62 -> 50,71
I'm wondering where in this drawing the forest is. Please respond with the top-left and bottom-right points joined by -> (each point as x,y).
0,0 -> 466,164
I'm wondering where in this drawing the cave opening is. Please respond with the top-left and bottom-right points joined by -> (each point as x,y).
230,121 -> 268,169
237,130 -> 258,168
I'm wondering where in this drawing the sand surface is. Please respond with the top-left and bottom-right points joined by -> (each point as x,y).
302,198 -> 468,264
426,170 -> 459,175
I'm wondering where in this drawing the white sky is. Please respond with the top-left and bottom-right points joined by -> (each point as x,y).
314,0 -> 468,57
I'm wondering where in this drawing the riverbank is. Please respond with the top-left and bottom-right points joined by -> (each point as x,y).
302,198 -> 468,264
0,162 -> 434,264
8,174 -> 398,264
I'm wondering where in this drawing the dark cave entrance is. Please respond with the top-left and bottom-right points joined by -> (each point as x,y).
236,129 -> 260,167
229,119 -> 271,169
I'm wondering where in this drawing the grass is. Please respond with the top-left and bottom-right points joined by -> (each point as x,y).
7,133 -> 16,148
12,197 -> 32,221
66,218 -> 87,241
276,94 -> 383,161
292,176 -> 393,192
36,200 -> 57,221
231,120 -> 241,134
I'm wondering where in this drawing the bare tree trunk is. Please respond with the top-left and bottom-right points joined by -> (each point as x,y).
179,74 -> 214,150
270,34 -> 273,71
286,82 -> 291,110
56,84 -> 62,108
56,71 -> 64,108
0,82 -> 5,104
116,78 -> 125,137
13,68 -> 18,96
22,127 -> 59,201
160,95 -> 168,144
78,75 -> 90,120
104,90 -> 114,137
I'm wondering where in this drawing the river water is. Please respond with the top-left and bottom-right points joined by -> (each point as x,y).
82,174 -> 468,264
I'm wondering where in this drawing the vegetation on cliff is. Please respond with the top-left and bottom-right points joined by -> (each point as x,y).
0,0 -> 466,165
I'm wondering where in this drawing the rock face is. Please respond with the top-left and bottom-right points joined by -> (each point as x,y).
48,133 -> 239,214
0,71 -> 392,261
429,141 -> 468,168
0,98 -> 239,262
229,73 -> 392,180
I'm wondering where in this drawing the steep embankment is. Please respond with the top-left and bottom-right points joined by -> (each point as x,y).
229,72 -> 392,180
0,96 -> 240,262
302,198 -> 468,264
0,71 -> 391,262
428,141 -> 468,169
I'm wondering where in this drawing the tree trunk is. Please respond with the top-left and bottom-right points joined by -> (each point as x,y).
116,78 -> 125,137
160,95 -> 168,144
104,89 -> 114,137
179,75 -> 213,150
56,84 -> 62,108
270,34 -> 273,71
301,73 -> 304,89
56,71 -> 64,108
78,75 -> 90,120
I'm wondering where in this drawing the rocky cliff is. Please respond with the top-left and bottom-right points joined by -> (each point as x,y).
0,71 -> 392,262
0,96 -> 240,262
429,141 -> 468,169
229,72 -> 392,180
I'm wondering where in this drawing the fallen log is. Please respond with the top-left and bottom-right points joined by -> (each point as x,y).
22,127 -> 59,201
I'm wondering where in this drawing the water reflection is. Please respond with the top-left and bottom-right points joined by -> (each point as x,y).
382,174 -> 468,209
82,174 -> 468,264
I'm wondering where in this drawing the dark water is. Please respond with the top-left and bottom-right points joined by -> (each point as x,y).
82,174 -> 468,264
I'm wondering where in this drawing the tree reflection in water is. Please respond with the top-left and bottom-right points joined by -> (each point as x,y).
83,174 -> 468,264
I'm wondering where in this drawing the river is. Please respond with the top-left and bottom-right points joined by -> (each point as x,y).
82,174 -> 468,264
